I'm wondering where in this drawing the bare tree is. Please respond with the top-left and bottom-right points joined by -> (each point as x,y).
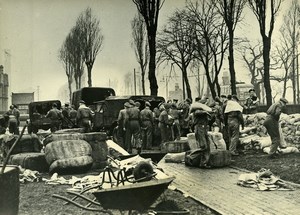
133,0 -> 165,96
238,42 -> 263,101
157,9 -> 195,100
69,26 -> 85,89
248,0 -> 283,106
280,0 -> 300,103
214,0 -> 247,95
77,7 -> 104,87
187,0 -> 229,99
131,13 -> 149,95
58,38 -> 74,103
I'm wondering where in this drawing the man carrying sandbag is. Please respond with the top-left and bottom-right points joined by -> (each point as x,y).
190,101 -> 212,168
224,95 -> 244,156
263,98 -> 288,159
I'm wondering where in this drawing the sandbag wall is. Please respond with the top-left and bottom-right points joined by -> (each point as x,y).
243,112 -> 300,146
43,132 -> 108,170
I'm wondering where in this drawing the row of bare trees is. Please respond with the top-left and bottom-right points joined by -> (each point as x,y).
58,7 -> 104,102
132,0 -> 300,107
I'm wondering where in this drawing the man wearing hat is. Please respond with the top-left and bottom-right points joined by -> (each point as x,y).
46,103 -> 63,133
158,103 -> 172,143
124,100 -> 142,153
76,100 -> 94,133
178,98 -> 192,136
61,102 -> 71,129
263,97 -> 288,158
169,102 -> 181,140
140,101 -> 154,149
244,89 -> 259,114
5,104 -> 20,135
115,102 -> 131,148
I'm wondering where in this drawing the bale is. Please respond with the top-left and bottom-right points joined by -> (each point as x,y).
8,152 -> 49,172
49,156 -> 93,174
44,140 -> 92,165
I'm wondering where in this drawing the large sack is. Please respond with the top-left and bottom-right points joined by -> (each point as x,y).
190,102 -> 212,112
257,136 -> 272,149
49,156 -> 93,174
161,139 -> 190,153
1,134 -> 42,156
187,133 -> 200,150
43,132 -> 108,169
208,150 -> 231,167
44,140 -> 92,165
224,100 -> 243,113
263,146 -> 299,154
8,152 -> 49,172
208,132 -> 227,152
184,149 -> 202,167
164,152 -> 185,163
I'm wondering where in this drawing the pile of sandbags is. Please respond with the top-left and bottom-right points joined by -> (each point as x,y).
243,113 -> 268,136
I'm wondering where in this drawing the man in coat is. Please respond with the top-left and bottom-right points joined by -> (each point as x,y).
76,100 -> 94,133
46,103 -> 63,133
140,101 -> 154,149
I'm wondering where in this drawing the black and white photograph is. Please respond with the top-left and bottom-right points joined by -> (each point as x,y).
0,0 -> 300,214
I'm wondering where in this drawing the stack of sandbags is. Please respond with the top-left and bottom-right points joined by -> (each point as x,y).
43,132 -> 108,169
45,140 -> 93,174
208,132 -> 227,152
243,113 -> 268,136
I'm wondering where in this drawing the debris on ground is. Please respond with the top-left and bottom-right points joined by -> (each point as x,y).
237,168 -> 295,191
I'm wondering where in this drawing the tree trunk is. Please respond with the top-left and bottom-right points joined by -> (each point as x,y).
228,30 -> 237,95
68,79 -> 72,103
182,66 -> 192,100
86,63 -> 92,87
262,37 -> 272,107
148,34 -> 158,96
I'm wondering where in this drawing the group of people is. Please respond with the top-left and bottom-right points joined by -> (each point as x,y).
114,88 -> 288,162
40,100 -> 93,133
0,104 -> 21,135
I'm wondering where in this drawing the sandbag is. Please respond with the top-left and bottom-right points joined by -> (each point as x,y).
2,134 -> 42,155
49,156 -> 93,174
161,140 -> 190,153
208,150 -> 231,167
164,152 -> 185,163
208,132 -> 227,152
187,133 -> 200,150
184,149 -> 202,167
8,152 -> 49,172
263,146 -> 299,154
44,140 -> 92,165
224,100 -> 243,113
190,102 -> 212,112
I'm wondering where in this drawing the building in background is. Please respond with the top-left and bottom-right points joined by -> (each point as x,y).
12,92 -> 34,114
0,65 -> 9,113
169,83 -> 183,102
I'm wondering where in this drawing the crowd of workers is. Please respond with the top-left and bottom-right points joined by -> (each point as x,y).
115,88 -> 288,161
1,89 -> 288,161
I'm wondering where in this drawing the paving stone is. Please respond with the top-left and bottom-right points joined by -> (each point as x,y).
158,161 -> 300,215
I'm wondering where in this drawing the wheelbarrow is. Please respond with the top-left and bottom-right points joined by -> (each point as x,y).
53,165 -> 175,214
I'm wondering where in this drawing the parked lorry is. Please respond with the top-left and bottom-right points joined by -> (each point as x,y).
27,100 -> 62,134
92,95 -> 165,135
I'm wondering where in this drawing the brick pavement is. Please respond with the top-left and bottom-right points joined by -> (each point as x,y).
157,160 -> 300,215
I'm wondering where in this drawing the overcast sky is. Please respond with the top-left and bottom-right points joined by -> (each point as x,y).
0,0 -> 293,103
